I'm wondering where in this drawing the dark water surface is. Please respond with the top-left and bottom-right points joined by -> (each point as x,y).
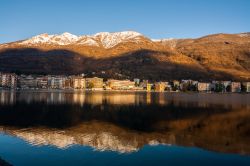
0,90 -> 250,166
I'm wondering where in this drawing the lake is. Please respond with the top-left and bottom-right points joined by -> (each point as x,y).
0,90 -> 250,166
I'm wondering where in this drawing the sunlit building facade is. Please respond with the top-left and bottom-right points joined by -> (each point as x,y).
72,76 -> 86,89
107,79 -> 135,90
86,77 -> 103,90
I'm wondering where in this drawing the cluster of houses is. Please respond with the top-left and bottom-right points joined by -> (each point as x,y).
0,72 -> 250,93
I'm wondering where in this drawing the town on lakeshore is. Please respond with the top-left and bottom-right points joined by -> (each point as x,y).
0,72 -> 250,93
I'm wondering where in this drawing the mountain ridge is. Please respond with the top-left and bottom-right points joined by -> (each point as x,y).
0,31 -> 250,81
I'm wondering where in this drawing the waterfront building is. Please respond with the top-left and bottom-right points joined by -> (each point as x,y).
169,80 -> 180,91
163,82 -> 172,91
197,82 -> 211,92
64,78 -> 72,89
1,73 -> 17,89
36,76 -> 48,89
10,74 -> 17,89
134,78 -> 140,86
72,76 -> 86,89
86,77 -> 103,90
180,80 -> 197,91
146,83 -> 152,91
107,79 -> 135,90
173,80 -> 180,87
231,82 -> 241,93
18,75 -> 38,89
242,82 -> 250,92
247,82 -> 250,92
221,81 -> 231,92
140,80 -> 149,89
210,81 -> 219,91
48,76 -> 66,89
155,82 -> 166,92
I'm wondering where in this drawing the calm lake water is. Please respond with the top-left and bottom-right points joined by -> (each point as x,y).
0,90 -> 250,166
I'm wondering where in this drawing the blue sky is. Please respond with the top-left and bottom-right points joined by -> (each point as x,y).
0,0 -> 249,43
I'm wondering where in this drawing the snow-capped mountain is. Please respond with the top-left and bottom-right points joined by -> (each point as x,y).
1,32 -> 250,81
19,31 -> 147,49
21,32 -> 79,45
93,31 -> 143,48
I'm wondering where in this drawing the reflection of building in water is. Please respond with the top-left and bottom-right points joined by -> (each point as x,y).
1,91 -> 250,109
47,92 -> 67,104
158,93 -> 166,105
0,90 -> 16,105
73,93 -> 86,105
146,92 -> 152,104
105,93 -> 136,105
135,93 -> 147,105
85,93 -> 104,105
18,92 -> 67,104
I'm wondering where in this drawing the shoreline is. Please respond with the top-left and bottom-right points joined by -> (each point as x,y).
0,88 -> 249,94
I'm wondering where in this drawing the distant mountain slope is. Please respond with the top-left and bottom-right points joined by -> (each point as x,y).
0,31 -> 250,81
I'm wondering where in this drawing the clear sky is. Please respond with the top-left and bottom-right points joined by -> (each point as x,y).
0,0 -> 249,43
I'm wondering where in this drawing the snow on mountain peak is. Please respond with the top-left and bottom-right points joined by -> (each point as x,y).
20,31 -> 146,48
59,32 -> 78,40
93,31 -> 144,48
94,31 -> 142,38
21,32 -> 79,45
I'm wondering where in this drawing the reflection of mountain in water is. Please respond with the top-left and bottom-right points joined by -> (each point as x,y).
0,91 -> 250,154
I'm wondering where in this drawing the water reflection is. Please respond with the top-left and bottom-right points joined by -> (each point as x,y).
0,90 -> 250,155
1,90 -> 250,108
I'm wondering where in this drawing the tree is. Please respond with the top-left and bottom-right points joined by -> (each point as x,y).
88,82 -> 94,89
215,83 -> 225,92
